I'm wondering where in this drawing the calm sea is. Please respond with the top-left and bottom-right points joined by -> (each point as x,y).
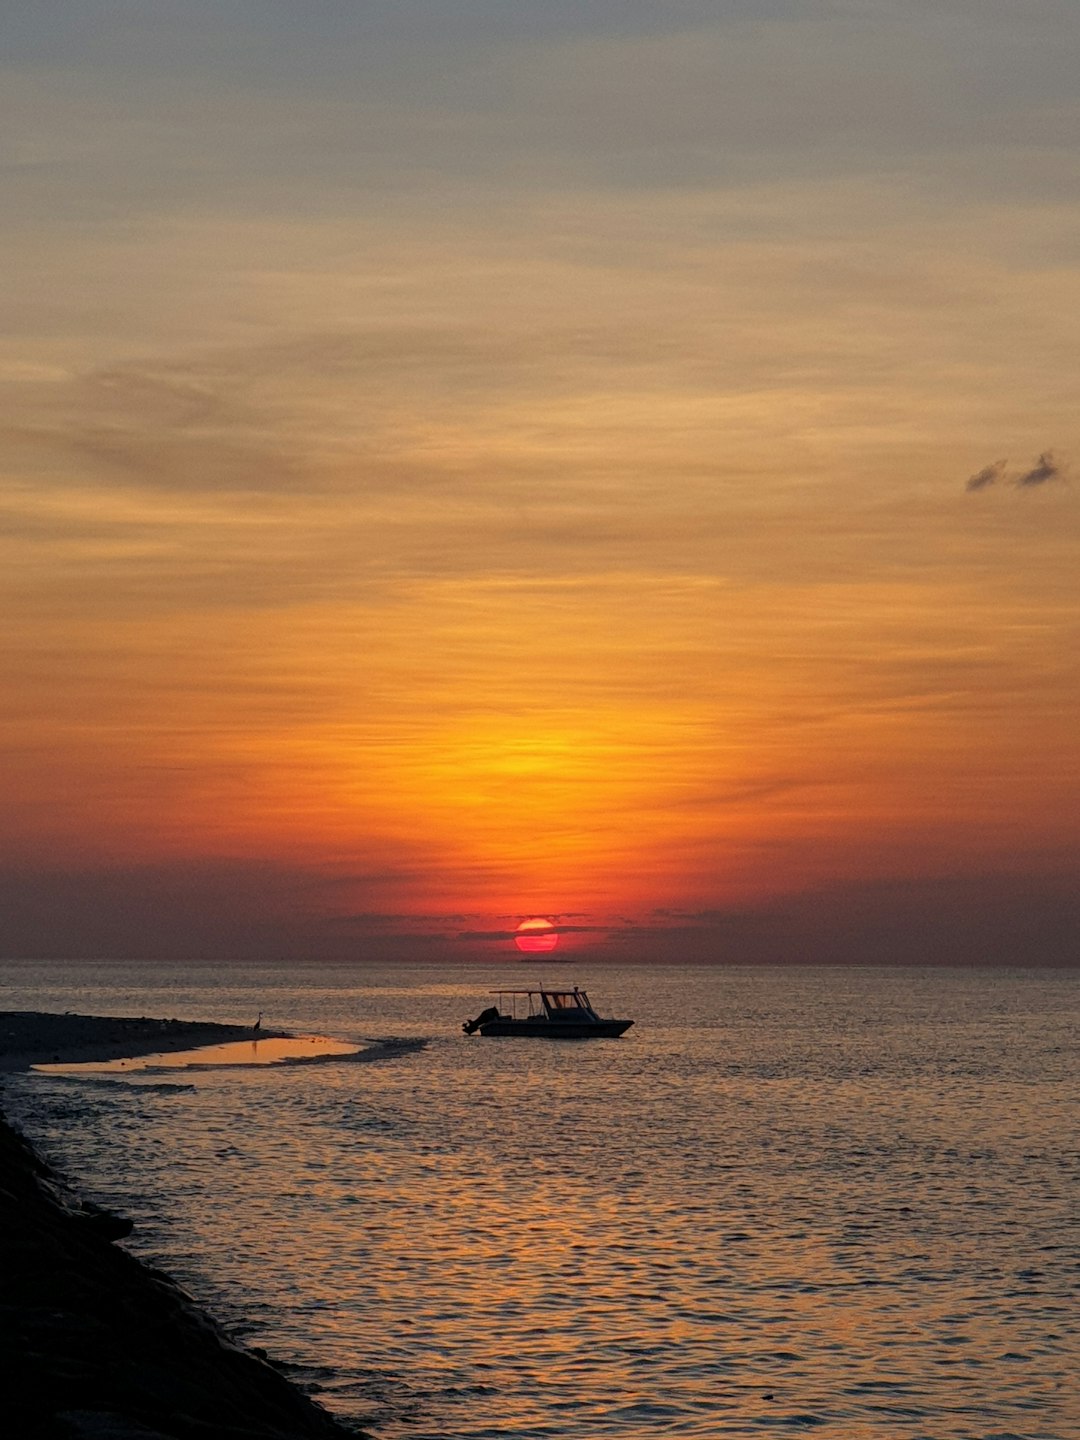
2,962 -> 1077,1440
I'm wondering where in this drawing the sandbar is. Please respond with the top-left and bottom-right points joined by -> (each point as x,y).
0,1009 -> 287,1072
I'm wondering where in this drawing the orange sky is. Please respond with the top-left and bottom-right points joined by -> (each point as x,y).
3,3 -> 1078,962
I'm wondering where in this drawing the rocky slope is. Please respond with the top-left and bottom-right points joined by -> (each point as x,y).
0,1106 -> 365,1440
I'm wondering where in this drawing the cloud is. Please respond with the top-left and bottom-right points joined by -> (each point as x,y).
966,458 -> 1006,491
455,922 -> 621,941
641,875 -> 1080,966
1015,450 -> 1063,488
966,451 -> 1066,492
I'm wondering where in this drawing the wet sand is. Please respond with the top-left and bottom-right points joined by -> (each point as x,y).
1,1011 -> 365,1440
0,1010 -> 288,1072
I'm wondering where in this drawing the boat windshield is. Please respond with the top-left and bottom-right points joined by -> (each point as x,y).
542,989 -> 598,1017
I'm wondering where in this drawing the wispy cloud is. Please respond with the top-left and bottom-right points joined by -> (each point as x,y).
966,451 -> 1065,492
1015,450 -> 1063,488
455,924 -> 617,942
966,458 -> 1006,491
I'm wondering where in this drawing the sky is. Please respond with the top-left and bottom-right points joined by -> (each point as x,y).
3,0 -> 1078,964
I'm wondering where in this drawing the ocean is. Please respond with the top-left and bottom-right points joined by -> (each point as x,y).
2,961 -> 1077,1440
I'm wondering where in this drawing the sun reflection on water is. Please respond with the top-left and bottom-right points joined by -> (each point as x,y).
4,964 -> 1077,1440
33,1034 -> 363,1074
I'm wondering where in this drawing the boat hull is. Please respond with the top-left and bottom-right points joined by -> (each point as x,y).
476,1017 -> 633,1039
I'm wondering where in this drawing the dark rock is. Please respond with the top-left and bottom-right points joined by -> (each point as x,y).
76,1199 -> 135,1241
0,1110 -> 364,1440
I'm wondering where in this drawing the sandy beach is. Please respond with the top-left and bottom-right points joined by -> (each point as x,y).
1,1011 -> 363,1440
0,1010 -> 289,1073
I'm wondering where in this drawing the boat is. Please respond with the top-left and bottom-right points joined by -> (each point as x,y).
462,986 -> 633,1039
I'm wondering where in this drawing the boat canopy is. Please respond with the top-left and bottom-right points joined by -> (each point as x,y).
488,987 -> 600,1019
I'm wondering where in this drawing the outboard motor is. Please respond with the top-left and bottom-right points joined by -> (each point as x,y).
463,1005 -> 501,1035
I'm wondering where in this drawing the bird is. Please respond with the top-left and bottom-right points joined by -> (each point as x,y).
253,1012 -> 263,1031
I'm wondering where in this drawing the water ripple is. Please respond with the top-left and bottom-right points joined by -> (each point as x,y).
4,962 -> 1077,1440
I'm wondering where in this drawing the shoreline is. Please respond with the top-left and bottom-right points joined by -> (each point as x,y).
0,1010 -> 291,1073
1,1011 -> 366,1439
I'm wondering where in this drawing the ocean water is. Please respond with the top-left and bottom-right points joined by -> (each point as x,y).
2,961 -> 1077,1440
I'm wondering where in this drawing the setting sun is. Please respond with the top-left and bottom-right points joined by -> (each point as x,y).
514,918 -> 559,954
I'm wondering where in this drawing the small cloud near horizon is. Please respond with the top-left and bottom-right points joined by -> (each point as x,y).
966,451 -> 1065,492
456,922 -> 628,942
